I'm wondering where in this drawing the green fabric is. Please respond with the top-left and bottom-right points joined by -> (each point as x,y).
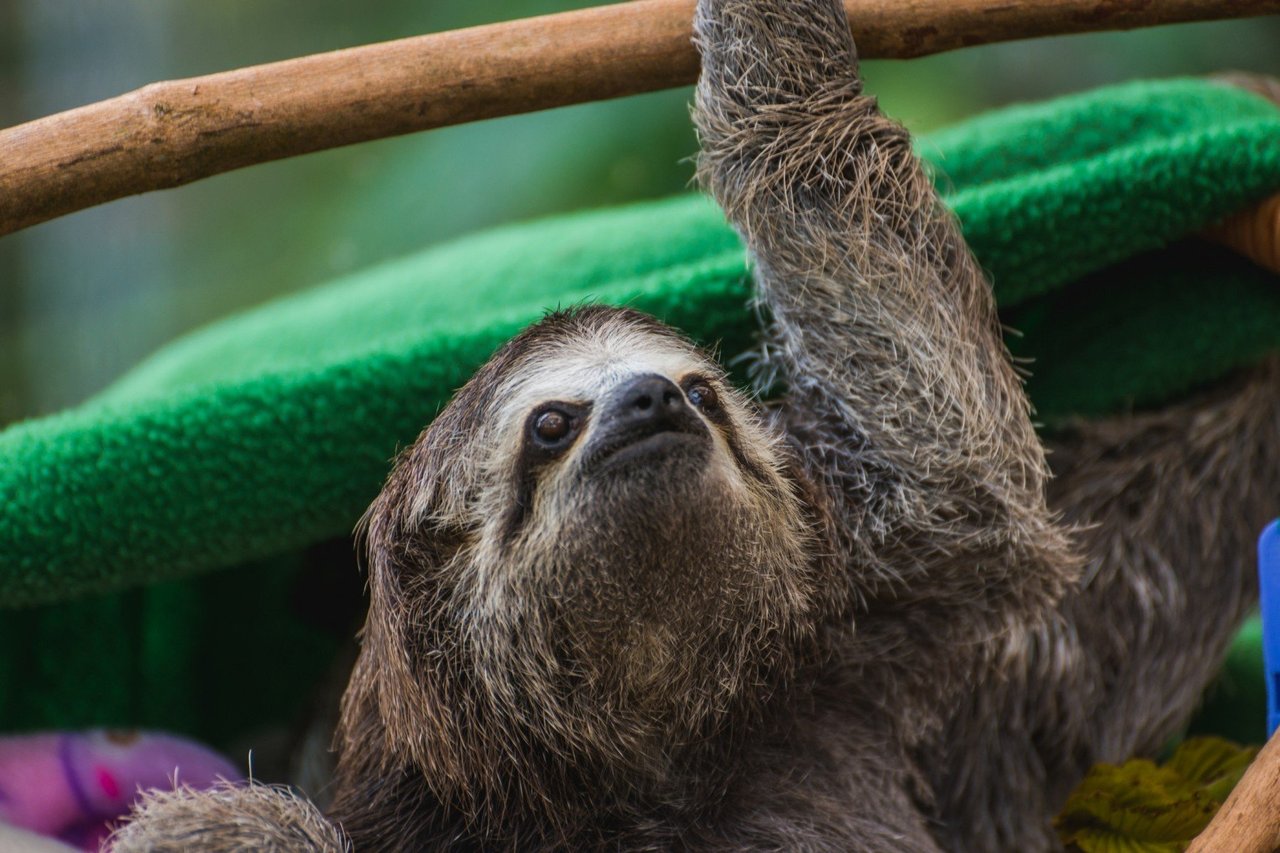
1192,617 -> 1267,745
2,78 -> 1279,745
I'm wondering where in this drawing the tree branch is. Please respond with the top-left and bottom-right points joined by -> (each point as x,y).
2,0 -> 1279,237
1188,727 -> 1280,853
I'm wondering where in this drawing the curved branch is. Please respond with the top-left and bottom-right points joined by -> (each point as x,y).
1188,727 -> 1280,853
2,0 -> 1279,237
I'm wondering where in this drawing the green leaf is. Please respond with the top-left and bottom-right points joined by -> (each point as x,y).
1163,736 -> 1257,803
1054,737 -> 1257,853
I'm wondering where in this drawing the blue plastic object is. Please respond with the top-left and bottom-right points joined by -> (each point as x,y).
1258,520 -> 1280,738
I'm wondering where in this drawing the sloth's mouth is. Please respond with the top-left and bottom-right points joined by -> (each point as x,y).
586,423 -> 708,475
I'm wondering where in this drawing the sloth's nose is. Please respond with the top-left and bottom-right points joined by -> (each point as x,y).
613,374 -> 690,429
589,374 -> 707,470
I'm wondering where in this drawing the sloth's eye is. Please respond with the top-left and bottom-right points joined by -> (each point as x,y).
687,383 -> 720,412
532,408 -> 576,446
525,402 -> 587,458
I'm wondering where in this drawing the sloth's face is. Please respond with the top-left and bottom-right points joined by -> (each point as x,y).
467,313 -> 812,728
364,308 -> 819,777
490,315 -> 775,538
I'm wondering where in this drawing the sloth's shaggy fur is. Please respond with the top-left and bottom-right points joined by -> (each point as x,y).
109,782 -> 350,852
327,307 -> 824,849
114,1 -> 1275,850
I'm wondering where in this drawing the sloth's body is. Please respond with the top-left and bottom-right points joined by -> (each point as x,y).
112,1 -> 1279,851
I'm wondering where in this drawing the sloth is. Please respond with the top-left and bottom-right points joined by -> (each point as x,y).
112,0 -> 1280,850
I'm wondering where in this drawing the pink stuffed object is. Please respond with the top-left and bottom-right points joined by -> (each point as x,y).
0,730 -> 240,851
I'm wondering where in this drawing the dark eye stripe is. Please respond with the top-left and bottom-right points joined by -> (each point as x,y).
525,402 -> 588,457
680,375 -> 772,484
681,375 -> 729,425
504,401 -> 591,545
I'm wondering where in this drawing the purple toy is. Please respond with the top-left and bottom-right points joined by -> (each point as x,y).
0,730 -> 241,851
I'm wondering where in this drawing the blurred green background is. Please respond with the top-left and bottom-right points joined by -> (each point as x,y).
2,1 -> 1279,425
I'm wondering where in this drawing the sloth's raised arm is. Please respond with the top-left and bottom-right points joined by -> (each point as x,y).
694,0 -> 1076,632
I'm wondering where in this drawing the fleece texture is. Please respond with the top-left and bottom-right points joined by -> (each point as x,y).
1,78 -> 1279,746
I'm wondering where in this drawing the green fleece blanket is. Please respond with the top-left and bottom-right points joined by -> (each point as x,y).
2,78 -> 1279,747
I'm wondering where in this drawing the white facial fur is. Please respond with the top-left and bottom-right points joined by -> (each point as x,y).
495,322 -> 705,436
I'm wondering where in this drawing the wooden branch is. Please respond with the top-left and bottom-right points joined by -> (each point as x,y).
1188,727 -> 1280,853
2,0 -> 1280,237
1203,76 -> 1280,275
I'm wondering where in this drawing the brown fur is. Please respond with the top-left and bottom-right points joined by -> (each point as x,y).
922,360 -> 1280,851
326,306 -> 825,849
108,782 -> 349,852
114,1 -> 1275,850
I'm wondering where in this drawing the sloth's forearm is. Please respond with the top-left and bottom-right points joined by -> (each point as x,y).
694,0 -> 1070,612
694,0 -> 1037,489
